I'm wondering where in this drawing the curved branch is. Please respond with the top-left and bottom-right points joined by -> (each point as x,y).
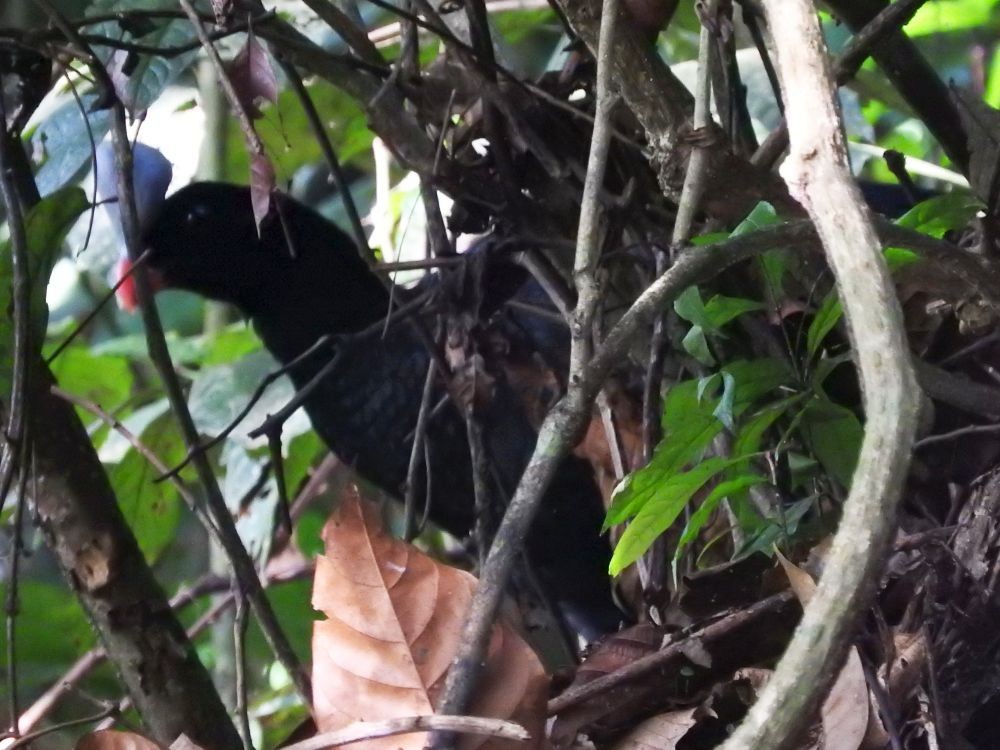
720,2 -> 920,747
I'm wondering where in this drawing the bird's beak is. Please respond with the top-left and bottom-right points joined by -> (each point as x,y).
115,255 -> 166,312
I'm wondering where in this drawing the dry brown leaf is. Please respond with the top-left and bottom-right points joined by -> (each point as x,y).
549,624 -> 662,747
610,708 -> 699,750
75,730 -> 163,750
169,735 -> 205,750
822,649 -> 870,750
774,547 -> 816,604
773,552 -> 869,750
225,30 -> 279,119
886,629 -> 928,711
311,487 -> 548,750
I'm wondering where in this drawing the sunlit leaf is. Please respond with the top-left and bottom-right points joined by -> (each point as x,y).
610,457 -> 746,575
673,473 -> 767,564
905,0 -> 999,37
895,193 -> 983,238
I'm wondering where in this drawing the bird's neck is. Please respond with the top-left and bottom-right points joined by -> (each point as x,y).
249,253 -> 391,366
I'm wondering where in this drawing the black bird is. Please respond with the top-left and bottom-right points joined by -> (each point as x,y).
136,182 -> 622,639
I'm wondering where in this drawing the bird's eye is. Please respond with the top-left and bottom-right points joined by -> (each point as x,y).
184,204 -> 211,225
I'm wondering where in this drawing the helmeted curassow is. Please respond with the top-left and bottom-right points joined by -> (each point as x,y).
129,179 -> 624,639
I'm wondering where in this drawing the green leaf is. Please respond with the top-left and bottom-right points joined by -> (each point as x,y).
988,39 -> 1000,108
99,398 -> 171,463
799,397 -> 863,488
225,79 -> 371,184
733,401 -> 792,459
703,295 -> 766,327
731,201 -> 779,236
674,286 -> 711,329
905,0 -> 999,37
0,581 -> 94,691
697,372 -> 720,403
93,19 -> 199,114
806,291 -> 842,356
201,325 -> 263,366
806,240 -> 929,357
48,346 -> 134,419
187,350 -> 312,447
108,412 -> 184,562
1,187 -> 88,400
883,246 -> 921,271
811,352 -> 854,390
738,496 -> 815,557
760,249 -> 789,302
606,359 -> 792,527
682,325 -> 714,365
32,95 -> 112,195
690,231 -> 730,246
609,457 -> 746,575
222,442 -> 278,568
674,473 -> 767,563
895,193 -> 983,238
712,371 -> 737,431
92,331 -> 204,363
281,430 -> 323,494
726,400 -> 796,527
677,290 -> 765,366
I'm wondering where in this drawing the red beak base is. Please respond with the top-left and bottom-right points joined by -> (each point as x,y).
115,257 -> 166,312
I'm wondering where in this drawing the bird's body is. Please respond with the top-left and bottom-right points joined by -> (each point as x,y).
139,183 -> 620,637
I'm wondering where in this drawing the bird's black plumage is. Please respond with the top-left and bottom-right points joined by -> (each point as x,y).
141,183 -> 620,637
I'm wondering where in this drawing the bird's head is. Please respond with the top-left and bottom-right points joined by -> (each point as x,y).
120,178 -> 385,345
131,182 -> 279,313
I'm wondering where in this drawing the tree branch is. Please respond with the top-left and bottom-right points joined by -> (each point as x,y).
720,2 -> 920,747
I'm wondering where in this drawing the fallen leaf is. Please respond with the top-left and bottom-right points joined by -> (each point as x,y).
76,730 -> 163,750
822,649 -> 869,750
774,547 -> 816,604
311,487 -> 547,750
610,708 -> 699,750
773,551 -> 869,750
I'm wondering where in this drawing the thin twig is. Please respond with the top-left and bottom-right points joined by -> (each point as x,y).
915,422 -> 1000,449
282,715 -> 530,750
466,411 -> 493,570
548,591 -> 795,714
71,17 -> 273,58
108,88 -> 311,705
431,0 -> 621,729
233,593 -> 253,750
49,385 -> 216,530
278,58 -> 372,258
305,0 -> 385,68
4,705 -> 118,750
177,0 -> 268,175
0,96 -> 31,523
4,457 -> 28,734
14,558 -> 313,736
0,96 -> 33,736
376,256 -> 467,272
44,249 -> 154,364
404,361 -> 437,540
